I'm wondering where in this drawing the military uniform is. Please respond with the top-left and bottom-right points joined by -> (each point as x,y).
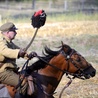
0,33 -> 20,72
0,22 -> 28,95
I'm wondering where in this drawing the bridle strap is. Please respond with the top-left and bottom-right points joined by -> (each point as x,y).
59,78 -> 72,98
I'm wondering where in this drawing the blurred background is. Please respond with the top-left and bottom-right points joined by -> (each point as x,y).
0,0 -> 98,22
0,0 -> 98,98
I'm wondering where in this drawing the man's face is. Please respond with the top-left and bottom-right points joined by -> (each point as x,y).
8,30 -> 17,40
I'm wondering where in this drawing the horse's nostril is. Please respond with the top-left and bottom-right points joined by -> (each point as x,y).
92,71 -> 96,77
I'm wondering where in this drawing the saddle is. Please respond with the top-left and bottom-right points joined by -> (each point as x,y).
0,75 -> 35,98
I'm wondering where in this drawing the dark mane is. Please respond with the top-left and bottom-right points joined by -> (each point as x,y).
31,43 -> 72,70
43,46 -> 60,56
30,46 -> 61,70
43,43 -> 72,56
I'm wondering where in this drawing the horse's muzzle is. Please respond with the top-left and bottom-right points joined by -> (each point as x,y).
83,65 -> 96,79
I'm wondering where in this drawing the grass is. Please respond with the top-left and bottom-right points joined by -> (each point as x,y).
47,13 -> 98,22
0,8 -> 98,23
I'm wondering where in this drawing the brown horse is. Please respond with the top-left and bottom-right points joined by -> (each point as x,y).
0,42 -> 96,98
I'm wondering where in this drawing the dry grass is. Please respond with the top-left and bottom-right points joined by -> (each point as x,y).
15,21 -> 98,37
10,21 -> 98,98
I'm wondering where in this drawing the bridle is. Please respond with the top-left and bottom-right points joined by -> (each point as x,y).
60,48 -> 91,79
58,48 -> 92,98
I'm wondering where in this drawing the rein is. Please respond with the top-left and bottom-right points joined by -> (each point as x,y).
59,77 -> 72,98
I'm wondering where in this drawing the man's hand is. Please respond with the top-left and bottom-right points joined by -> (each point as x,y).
31,10 -> 47,28
18,49 -> 26,58
28,52 -> 37,59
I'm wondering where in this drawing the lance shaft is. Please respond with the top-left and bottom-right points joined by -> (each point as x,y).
24,28 -> 39,51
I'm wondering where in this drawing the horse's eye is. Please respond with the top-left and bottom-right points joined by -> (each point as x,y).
76,58 -> 81,62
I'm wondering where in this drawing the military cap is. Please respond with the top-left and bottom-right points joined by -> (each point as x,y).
0,22 -> 18,32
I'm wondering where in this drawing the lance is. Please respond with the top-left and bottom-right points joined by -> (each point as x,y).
24,10 -> 46,51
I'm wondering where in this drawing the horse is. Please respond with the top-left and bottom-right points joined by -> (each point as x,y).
0,42 -> 96,98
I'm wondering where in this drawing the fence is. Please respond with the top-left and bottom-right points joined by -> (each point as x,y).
0,0 -> 98,12
0,0 -> 98,21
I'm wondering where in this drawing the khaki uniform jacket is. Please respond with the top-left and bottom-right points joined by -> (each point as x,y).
0,33 -> 20,72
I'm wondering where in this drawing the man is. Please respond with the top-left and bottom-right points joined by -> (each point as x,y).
0,22 -> 28,96
0,10 -> 46,97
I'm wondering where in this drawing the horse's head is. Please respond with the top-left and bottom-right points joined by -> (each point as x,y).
60,42 -> 96,79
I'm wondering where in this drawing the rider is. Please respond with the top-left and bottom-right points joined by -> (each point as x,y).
0,22 -> 28,96
0,10 -> 46,97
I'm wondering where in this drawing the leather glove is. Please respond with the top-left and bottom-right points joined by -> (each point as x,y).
18,49 -> 26,58
31,10 -> 47,28
28,52 -> 37,59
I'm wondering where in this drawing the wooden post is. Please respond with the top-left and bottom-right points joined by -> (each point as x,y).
32,0 -> 35,9
64,0 -> 67,11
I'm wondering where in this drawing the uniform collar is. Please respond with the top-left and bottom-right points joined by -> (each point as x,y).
2,34 -> 11,43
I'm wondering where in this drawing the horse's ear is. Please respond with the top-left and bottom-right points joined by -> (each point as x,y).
61,41 -> 64,47
61,41 -> 65,50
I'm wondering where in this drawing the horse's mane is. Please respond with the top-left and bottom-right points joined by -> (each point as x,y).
43,46 -> 60,56
31,43 -> 72,70
43,43 -> 72,56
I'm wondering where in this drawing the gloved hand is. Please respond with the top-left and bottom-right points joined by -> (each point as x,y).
18,49 -> 26,58
28,52 -> 37,59
31,10 -> 47,28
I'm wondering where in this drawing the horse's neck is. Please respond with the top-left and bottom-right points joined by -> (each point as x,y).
37,55 -> 66,93
39,54 -> 65,79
